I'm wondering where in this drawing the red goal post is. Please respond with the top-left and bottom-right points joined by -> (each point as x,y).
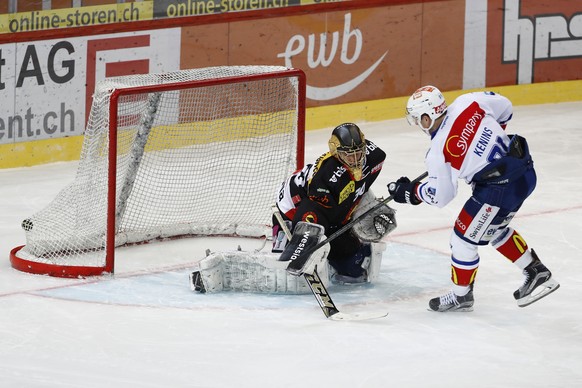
10,66 -> 306,278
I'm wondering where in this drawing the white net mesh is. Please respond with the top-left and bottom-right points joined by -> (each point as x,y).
16,66 -> 302,271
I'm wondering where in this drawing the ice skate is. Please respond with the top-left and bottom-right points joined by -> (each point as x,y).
428,286 -> 474,312
514,249 -> 560,307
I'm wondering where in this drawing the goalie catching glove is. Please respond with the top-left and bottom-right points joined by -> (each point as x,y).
352,191 -> 397,242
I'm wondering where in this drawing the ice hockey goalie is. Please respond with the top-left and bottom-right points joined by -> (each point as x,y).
189,193 -> 395,294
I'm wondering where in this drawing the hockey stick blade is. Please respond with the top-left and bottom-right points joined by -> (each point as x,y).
329,311 -> 389,321
304,267 -> 389,321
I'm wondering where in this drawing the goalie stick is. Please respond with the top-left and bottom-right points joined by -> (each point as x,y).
305,265 -> 388,321
273,206 -> 388,321
287,171 -> 428,275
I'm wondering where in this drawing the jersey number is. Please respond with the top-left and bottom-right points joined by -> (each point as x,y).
487,136 -> 508,163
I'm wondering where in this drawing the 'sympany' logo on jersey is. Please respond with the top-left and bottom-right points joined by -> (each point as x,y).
444,101 -> 485,170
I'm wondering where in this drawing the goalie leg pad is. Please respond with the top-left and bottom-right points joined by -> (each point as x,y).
329,241 -> 386,284
190,253 -> 225,293
366,241 -> 386,282
191,250 -> 329,294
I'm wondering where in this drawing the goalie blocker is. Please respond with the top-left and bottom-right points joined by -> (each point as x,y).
280,222 -> 327,275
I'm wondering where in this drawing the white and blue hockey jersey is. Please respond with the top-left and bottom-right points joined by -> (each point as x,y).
416,91 -> 514,208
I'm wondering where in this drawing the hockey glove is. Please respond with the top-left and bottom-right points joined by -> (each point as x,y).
388,177 -> 422,205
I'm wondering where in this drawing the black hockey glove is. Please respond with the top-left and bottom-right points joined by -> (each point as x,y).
388,177 -> 422,205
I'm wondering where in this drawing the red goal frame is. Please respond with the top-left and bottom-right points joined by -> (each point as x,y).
10,68 -> 306,278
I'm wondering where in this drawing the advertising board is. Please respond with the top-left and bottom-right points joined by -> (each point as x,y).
0,28 -> 181,147
0,0 -> 581,167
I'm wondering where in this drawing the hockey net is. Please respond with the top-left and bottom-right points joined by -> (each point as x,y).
10,66 -> 305,278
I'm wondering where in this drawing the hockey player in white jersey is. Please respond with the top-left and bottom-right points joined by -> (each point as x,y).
388,85 -> 559,311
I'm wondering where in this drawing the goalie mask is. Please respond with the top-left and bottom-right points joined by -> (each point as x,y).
329,123 -> 367,181
405,85 -> 447,135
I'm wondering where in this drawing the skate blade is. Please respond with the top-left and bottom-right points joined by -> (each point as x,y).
517,278 -> 560,307
427,306 -> 474,312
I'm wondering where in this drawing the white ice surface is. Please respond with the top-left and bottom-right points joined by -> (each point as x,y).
1,102 -> 581,387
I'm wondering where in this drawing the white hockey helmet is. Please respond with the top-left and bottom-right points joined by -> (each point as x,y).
405,85 -> 447,135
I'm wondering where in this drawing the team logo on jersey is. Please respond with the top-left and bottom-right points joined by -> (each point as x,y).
302,212 -> 318,223
419,183 -> 436,204
444,102 -> 485,170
